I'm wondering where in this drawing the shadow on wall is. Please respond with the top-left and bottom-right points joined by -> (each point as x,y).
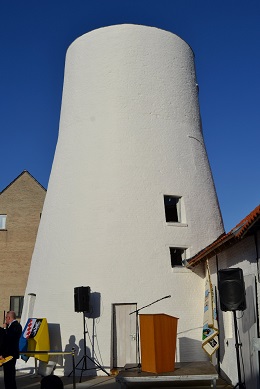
217,308 -> 226,364
64,334 -> 79,375
63,336 -> 97,377
242,285 -> 255,333
64,292 -> 102,376
178,337 -> 208,362
37,323 -> 64,376
86,292 -> 101,319
190,263 -> 205,280
240,283 -> 258,389
48,323 -> 63,366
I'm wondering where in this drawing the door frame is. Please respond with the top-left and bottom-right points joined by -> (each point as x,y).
111,303 -> 137,368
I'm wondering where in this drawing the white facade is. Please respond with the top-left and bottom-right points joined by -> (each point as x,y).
208,231 -> 260,388
21,25 -> 224,374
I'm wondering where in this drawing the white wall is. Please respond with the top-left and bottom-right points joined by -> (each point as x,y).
21,24 -> 224,374
208,232 -> 260,387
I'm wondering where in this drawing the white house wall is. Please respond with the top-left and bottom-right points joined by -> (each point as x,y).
21,25 -> 224,374
208,232 -> 260,387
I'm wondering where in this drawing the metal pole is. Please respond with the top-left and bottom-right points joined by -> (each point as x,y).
233,311 -> 246,389
72,347 -> 76,389
79,311 -> 87,382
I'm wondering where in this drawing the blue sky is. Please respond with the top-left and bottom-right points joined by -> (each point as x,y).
0,0 -> 259,232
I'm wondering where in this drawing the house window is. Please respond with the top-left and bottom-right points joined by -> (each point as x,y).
164,196 -> 181,222
170,247 -> 186,267
10,296 -> 24,318
0,215 -> 7,229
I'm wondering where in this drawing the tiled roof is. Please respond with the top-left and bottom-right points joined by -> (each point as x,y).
186,204 -> 260,268
231,204 -> 260,238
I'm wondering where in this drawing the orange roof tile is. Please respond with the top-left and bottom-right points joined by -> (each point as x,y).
187,204 -> 260,268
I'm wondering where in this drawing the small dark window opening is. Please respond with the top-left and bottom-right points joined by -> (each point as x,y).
164,196 -> 180,222
10,296 -> 24,318
170,248 -> 185,267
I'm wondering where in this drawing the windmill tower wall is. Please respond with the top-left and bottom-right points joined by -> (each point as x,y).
22,25 -> 224,373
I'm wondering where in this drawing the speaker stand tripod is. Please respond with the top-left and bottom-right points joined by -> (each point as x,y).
233,311 -> 246,389
69,312 -> 110,382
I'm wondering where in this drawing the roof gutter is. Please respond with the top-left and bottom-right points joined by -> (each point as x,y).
186,233 -> 235,269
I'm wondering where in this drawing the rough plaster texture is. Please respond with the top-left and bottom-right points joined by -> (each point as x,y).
22,25 -> 224,373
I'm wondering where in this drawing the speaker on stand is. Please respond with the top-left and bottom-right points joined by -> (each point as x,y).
74,286 -> 90,313
69,286 -> 109,381
218,268 -> 246,389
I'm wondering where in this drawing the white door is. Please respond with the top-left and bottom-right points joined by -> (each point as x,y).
112,303 -> 137,368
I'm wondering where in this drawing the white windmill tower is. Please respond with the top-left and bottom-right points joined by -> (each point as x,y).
22,24 -> 224,375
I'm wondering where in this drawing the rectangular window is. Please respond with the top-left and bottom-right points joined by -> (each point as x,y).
10,296 -> 24,318
164,196 -> 181,222
170,247 -> 186,267
0,215 -> 7,229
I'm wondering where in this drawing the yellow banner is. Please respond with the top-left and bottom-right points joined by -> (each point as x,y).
21,318 -> 50,363
202,261 -> 219,356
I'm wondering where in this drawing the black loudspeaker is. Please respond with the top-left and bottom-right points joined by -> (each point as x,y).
218,268 -> 246,312
74,286 -> 90,312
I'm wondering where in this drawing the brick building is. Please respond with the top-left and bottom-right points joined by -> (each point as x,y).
0,171 -> 46,321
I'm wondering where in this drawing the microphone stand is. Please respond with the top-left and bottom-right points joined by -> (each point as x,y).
126,295 -> 171,372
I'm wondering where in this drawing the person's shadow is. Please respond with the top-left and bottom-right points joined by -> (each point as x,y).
76,338 -> 97,377
64,335 -> 79,375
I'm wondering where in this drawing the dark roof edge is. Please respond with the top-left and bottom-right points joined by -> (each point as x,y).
186,204 -> 260,269
186,232 -> 229,268
0,170 -> 46,194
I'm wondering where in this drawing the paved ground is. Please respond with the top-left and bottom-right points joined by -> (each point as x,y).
0,371 -> 234,389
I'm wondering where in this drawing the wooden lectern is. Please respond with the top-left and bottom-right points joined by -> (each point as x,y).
139,313 -> 178,373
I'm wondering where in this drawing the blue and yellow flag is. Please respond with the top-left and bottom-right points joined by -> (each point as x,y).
202,261 -> 219,356
19,318 -> 50,362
